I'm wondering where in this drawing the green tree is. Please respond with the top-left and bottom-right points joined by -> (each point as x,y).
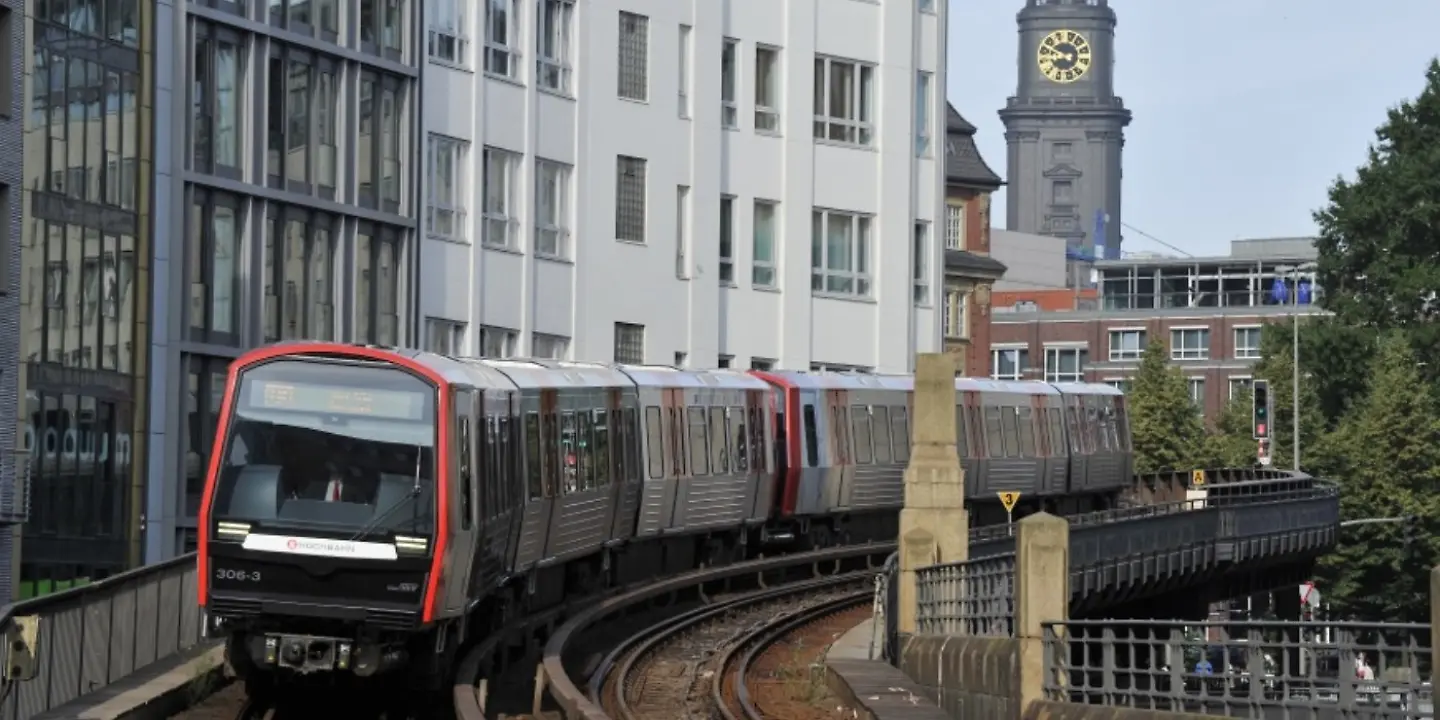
1202,394 -> 1258,469
1314,59 -> 1440,328
1127,339 -> 1206,473
1313,333 -> 1440,622
1251,319 -> 1329,471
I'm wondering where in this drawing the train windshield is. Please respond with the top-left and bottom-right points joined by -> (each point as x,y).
211,359 -> 438,539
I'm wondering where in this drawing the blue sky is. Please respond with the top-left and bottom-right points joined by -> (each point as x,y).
946,0 -> 1440,257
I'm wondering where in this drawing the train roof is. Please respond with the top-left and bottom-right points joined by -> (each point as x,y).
758,370 -> 1059,396
470,358 -> 635,388
617,365 -> 771,390
1050,381 -> 1126,396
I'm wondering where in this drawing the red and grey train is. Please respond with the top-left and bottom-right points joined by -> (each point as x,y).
196,343 -> 1131,687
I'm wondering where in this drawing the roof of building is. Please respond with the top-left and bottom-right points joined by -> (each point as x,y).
945,248 -> 1007,278
946,104 -> 1003,190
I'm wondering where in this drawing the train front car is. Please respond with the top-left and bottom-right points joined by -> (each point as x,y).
198,344 -> 448,686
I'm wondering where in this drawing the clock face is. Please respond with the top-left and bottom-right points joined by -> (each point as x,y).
1037,29 -> 1092,84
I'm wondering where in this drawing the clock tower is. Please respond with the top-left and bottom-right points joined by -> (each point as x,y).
1000,0 -> 1131,263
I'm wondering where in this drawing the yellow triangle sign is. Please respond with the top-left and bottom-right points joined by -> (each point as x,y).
998,491 -> 1021,513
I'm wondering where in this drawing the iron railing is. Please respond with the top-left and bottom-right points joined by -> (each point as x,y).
1044,619 -> 1434,718
915,552 -> 1016,638
0,552 -> 209,720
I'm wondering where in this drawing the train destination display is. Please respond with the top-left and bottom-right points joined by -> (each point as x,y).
246,381 -> 425,420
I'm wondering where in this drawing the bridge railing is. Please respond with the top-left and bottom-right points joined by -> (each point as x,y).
915,552 -> 1016,638
0,552 -> 206,720
1045,618 -> 1433,715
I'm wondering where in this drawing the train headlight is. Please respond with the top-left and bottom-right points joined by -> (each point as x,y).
263,636 -> 278,665
336,642 -> 352,670
216,521 -> 251,541
393,535 -> 429,556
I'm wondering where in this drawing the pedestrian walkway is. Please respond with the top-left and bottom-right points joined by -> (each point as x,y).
824,616 -> 949,720
34,644 -> 226,720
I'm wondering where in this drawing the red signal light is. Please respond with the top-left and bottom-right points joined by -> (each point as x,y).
1257,423 -> 1266,435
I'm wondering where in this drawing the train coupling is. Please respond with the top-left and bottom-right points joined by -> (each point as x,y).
253,633 -> 407,677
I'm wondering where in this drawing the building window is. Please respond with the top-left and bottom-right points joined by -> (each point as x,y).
482,147 -> 520,249
614,322 -> 645,363
191,21 -> 244,178
946,203 -> 964,250
615,156 -> 648,242
992,348 -> 1028,381
721,38 -> 738,128
1234,326 -> 1262,359
428,0 -> 468,65
359,0 -> 405,57
919,0 -> 935,11
1170,328 -> 1210,360
426,134 -> 468,242
480,325 -> 517,357
915,71 -> 932,155
913,221 -> 930,304
484,0 -> 520,78
355,222 -> 403,346
944,290 -> 967,338
617,11 -> 649,101
183,356 -> 230,519
811,209 -> 872,297
532,333 -> 569,359
1044,347 -> 1087,383
1229,376 -> 1253,400
426,318 -> 466,354
356,70 -> 404,212
1103,378 -> 1132,393
262,204 -> 338,342
676,185 -> 690,278
753,200 -> 778,288
187,188 -> 243,345
1052,142 -> 1072,161
536,159 -> 571,258
537,0 -> 574,92
1053,180 -> 1074,204
678,24 -> 691,117
1188,378 -> 1205,408
266,47 -> 340,199
1108,328 -> 1145,361
755,46 -> 780,132
812,363 -> 873,373
719,196 -> 735,284
751,357 -> 775,371
813,57 -> 874,146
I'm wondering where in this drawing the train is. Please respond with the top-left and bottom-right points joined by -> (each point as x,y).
196,342 -> 1132,693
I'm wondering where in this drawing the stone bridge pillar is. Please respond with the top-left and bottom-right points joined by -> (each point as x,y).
896,353 -> 967,634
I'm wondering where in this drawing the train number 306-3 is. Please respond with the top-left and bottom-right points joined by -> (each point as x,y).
215,568 -> 262,582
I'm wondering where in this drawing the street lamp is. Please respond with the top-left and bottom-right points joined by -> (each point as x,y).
1275,261 -> 1317,471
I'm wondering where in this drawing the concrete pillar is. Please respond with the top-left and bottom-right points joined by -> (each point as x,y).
1430,567 -> 1440,682
1015,512 -> 1069,712
896,353 -> 967,635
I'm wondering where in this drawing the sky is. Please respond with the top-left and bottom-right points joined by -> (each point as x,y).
945,0 -> 1440,258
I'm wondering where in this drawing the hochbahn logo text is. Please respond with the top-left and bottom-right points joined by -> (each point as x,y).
285,538 -> 358,555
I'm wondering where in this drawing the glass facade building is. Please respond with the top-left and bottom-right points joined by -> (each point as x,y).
145,0 -> 420,560
0,0 -> 22,601
18,0 -> 149,595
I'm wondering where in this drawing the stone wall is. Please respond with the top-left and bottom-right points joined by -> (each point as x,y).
897,634 -> 1020,718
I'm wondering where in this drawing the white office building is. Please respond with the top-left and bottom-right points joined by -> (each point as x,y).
419,0 -> 948,372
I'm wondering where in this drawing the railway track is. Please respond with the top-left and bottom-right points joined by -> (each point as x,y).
455,542 -> 894,720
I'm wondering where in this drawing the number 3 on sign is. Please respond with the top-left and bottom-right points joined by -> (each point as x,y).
997,491 -> 1021,514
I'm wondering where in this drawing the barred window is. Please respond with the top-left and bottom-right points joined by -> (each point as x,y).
615,155 -> 647,242
614,322 -> 645,364
617,11 -> 648,101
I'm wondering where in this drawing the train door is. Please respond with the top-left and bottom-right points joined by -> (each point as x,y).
796,389 -> 823,516
1063,392 -> 1089,491
606,388 -> 635,542
513,390 -> 552,571
500,390 -> 525,573
660,386 -> 687,531
443,387 -> 480,616
828,389 -> 850,512
959,390 -> 982,499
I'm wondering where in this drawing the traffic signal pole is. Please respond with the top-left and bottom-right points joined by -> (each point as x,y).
1252,380 -> 1272,465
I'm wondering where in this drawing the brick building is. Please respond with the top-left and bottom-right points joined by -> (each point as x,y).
941,104 -> 1006,376
990,238 -> 1328,419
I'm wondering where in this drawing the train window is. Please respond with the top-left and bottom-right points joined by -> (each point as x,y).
836,406 -> 852,464
668,408 -> 685,477
544,412 -> 562,496
644,406 -> 664,478
747,406 -> 764,474
708,407 -> 729,473
577,410 -> 595,492
1048,409 -> 1064,457
560,412 -> 578,494
687,407 -> 709,475
1017,407 -> 1036,457
1004,407 -> 1022,457
891,406 -> 910,462
1066,407 -> 1082,453
489,416 -> 504,517
802,405 -> 819,467
524,412 -> 543,500
458,413 -> 473,530
952,406 -> 968,458
983,407 -> 1004,457
502,413 -> 518,508
593,410 -> 610,488
850,405 -> 873,464
727,408 -> 748,473
872,406 -> 892,463
626,408 -> 641,480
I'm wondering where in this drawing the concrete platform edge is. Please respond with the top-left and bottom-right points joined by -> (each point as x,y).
34,643 -> 232,720
824,618 -> 949,720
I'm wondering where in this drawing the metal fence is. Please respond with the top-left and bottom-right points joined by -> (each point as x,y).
914,552 -> 1016,638
0,552 -> 209,720
1043,619 -> 1434,718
